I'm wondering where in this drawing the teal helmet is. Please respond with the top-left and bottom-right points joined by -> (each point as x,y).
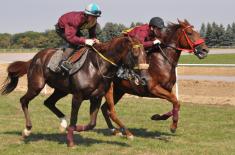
84,3 -> 101,17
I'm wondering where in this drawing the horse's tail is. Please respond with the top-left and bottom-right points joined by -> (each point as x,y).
1,59 -> 32,95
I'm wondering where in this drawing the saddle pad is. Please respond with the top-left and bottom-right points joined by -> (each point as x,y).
47,49 -> 63,72
47,48 -> 89,75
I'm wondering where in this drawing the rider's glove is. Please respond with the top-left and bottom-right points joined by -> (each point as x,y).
85,39 -> 95,46
153,39 -> 161,45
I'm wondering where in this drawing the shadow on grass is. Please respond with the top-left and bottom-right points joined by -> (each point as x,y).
1,131 -> 130,147
93,128 -> 176,142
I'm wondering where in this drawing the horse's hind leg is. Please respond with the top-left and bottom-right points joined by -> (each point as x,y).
21,84 -> 45,138
148,85 -> 180,133
75,97 -> 102,132
102,83 -> 133,139
21,65 -> 45,138
44,89 -> 68,132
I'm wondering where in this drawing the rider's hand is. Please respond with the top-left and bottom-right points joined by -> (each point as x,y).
85,39 -> 95,46
93,38 -> 101,44
153,39 -> 161,45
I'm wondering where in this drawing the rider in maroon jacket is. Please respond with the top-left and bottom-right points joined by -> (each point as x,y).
55,3 -> 101,72
124,17 -> 165,52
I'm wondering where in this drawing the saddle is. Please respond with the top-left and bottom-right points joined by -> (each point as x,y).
47,47 -> 89,75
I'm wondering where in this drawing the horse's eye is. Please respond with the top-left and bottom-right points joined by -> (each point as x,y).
187,31 -> 193,35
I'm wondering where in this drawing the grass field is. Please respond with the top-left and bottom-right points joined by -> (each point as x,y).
179,54 -> 235,64
0,92 -> 234,155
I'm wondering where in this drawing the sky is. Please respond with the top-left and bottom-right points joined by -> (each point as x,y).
0,0 -> 234,34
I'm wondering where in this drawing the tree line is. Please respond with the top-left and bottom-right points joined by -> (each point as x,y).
200,22 -> 235,47
0,22 -> 234,49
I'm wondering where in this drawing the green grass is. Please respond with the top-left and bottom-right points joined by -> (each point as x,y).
0,92 -> 235,155
179,54 -> 235,64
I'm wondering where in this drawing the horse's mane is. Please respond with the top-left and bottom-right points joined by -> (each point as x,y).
93,36 -> 128,53
163,22 -> 181,45
163,19 -> 192,45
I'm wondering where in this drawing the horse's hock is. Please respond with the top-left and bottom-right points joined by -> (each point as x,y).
1,64 -> 235,105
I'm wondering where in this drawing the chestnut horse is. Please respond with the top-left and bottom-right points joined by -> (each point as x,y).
100,20 -> 209,138
1,36 -> 148,147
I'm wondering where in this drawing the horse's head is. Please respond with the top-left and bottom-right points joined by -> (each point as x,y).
107,36 -> 148,71
168,19 -> 209,59
123,37 -> 149,70
115,36 -> 149,81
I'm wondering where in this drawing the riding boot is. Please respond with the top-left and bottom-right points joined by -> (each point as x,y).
59,48 -> 74,72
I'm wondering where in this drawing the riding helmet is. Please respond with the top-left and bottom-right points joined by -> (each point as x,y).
149,17 -> 165,29
84,3 -> 102,17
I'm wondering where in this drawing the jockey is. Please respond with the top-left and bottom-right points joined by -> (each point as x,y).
124,17 -> 165,52
55,3 -> 101,72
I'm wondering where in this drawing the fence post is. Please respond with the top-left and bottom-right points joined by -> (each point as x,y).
175,66 -> 179,100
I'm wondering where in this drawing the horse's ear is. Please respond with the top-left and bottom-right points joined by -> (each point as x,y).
184,19 -> 190,25
177,18 -> 183,24
178,18 -> 187,27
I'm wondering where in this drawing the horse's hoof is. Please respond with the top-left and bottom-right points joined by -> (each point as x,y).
127,135 -> 134,140
151,114 -> 170,121
111,129 -> 123,137
60,118 -> 68,131
170,127 -> 176,133
22,128 -> 31,138
114,131 -> 123,137
151,114 -> 162,121
67,142 -> 75,148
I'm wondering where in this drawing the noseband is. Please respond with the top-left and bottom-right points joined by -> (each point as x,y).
176,25 -> 205,53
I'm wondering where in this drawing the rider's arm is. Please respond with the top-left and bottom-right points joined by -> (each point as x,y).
64,24 -> 86,45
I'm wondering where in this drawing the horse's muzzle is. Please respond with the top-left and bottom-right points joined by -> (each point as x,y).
194,46 -> 209,59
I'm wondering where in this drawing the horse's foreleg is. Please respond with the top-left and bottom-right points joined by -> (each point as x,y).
104,83 -> 133,139
44,89 -> 68,132
148,85 -> 180,133
101,86 -> 125,136
67,94 -> 82,147
75,97 -> 102,132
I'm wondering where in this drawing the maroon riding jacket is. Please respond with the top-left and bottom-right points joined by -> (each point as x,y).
126,24 -> 155,50
57,11 -> 97,45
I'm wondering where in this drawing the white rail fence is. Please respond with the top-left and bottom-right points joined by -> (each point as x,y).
175,64 -> 235,99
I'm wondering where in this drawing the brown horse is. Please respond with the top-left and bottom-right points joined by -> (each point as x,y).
1,36 -> 148,147
100,19 -> 209,138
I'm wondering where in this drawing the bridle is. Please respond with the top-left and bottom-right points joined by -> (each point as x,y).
175,25 -> 205,53
158,25 -> 205,67
91,43 -> 149,79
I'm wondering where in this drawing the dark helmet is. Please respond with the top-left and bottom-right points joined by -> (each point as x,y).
149,17 -> 165,29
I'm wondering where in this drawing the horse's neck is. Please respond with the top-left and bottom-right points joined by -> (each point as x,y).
161,26 -> 183,68
94,39 -> 125,64
94,43 -> 119,62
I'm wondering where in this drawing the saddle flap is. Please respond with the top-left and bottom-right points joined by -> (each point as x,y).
47,48 -> 89,75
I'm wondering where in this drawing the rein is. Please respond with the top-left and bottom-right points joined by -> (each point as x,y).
91,46 -> 118,67
158,45 -> 178,67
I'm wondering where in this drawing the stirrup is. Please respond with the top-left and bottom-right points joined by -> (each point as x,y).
60,61 -> 73,72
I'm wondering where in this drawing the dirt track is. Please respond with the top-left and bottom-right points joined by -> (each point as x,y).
0,64 -> 235,106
